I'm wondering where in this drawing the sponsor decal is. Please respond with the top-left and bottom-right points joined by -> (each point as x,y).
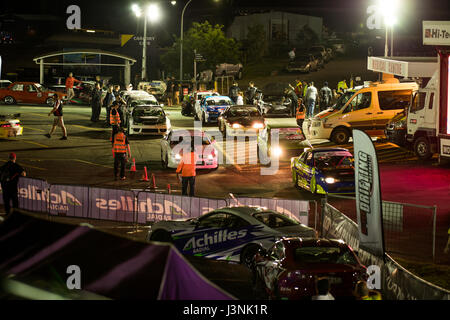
356,150 -> 373,236
182,229 -> 247,253
17,186 -> 81,212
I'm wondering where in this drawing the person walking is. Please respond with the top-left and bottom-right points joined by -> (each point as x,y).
112,127 -> 131,180
229,82 -> 240,104
45,97 -> 68,140
110,101 -> 121,144
245,81 -> 258,104
353,281 -> 382,300
0,153 -> 26,215
305,82 -> 318,118
311,278 -> 335,300
103,85 -> 115,127
319,82 -> 333,112
90,82 -> 102,122
176,145 -> 197,197
65,72 -> 82,103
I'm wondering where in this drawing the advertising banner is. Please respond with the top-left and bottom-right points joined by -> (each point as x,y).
16,178 -> 49,213
89,187 -> 135,223
353,129 -> 385,257
48,184 -> 88,218
423,21 -> 450,46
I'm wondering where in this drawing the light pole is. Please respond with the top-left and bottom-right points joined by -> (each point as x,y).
179,0 -> 193,81
377,0 -> 399,57
132,3 -> 160,81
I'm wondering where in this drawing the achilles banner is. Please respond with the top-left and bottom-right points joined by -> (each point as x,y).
353,129 -> 385,257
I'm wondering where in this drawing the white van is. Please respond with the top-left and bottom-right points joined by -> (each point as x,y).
303,80 -> 418,144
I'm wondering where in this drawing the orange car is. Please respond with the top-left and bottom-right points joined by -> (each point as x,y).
0,82 -> 66,106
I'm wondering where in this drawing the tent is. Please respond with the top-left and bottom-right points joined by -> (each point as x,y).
0,212 -> 234,300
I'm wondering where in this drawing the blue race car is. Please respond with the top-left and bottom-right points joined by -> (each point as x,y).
291,147 -> 355,194
195,95 -> 233,124
147,206 -> 317,268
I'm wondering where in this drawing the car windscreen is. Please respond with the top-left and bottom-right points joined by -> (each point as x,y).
294,246 -> 358,265
229,107 -> 260,117
207,99 -> 232,106
252,212 -> 299,228
313,151 -> 354,170
331,92 -> 354,110
170,134 -> 211,147
133,99 -> 158,106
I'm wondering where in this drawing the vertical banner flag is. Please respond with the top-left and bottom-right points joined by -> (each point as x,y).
353,129 -> 385,257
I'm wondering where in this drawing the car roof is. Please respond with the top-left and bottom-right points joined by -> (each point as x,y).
205,95 -> 231,99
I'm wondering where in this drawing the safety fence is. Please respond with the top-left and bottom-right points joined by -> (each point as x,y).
322,195 -> 439,263
322,203 -> 450,300
0,177 -> 311,227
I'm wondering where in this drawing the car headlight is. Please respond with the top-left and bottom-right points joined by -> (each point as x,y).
207,154 -> 213,160
324,177 -> 336,184
272,146 -> 282,157
174,154 -> 181,160
232,123 -> 241,129
253,122 -> 264,129
394,120 -> 406,129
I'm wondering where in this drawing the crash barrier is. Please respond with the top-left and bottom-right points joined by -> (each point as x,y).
322,203 -> 450,300
0,177 -> 310,226
323,195 -> 439,262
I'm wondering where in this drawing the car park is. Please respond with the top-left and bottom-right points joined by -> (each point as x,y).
195,95 -> 233,124
160,129 -> 218,169
291,147 -> 355,195
0,82 -> 66,106
218,105 -> 265,136
147,206 -> 317,267
0,113 -> 23,138
257,82 -> 295,117
253,237 -> 367,299
286,54 -> 318,73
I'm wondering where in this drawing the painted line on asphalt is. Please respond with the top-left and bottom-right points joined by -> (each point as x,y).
71,125 -> 106,132
21,140 -> 49,148
0,159 -> 47,171
23,126 -> 46,132
73,159 -> 113,169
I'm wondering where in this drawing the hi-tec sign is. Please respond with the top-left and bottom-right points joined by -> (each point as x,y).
423,21 -> 450,45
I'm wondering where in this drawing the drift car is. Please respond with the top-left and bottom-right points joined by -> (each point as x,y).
257,82 -> 294,117
0,82 -> 66,106
125,105 -> 170,136
253,238 -> 367,300
195,95 -> 233,124
0,113 -> 23,138
218,105 -> 265,136
291,147 -> 355,194
147,206 -> 317,267
160,129 -> 218,169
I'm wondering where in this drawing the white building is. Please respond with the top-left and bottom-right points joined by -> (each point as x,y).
227,11 -> 323,43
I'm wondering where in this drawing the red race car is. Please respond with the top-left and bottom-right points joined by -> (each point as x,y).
0,82 -> 66,106
253,237 -> 367,300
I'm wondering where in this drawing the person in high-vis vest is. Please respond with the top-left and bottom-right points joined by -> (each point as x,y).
176,145 -> 197,197
354,281 -> 382,300
110,101 -> 121,144
112,127 -> 131,180
337,79 -> 348,94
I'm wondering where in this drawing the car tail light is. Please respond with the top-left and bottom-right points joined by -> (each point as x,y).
1,124 -> 11,128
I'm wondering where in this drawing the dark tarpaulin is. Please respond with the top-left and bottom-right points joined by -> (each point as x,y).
0,212 -> 234,300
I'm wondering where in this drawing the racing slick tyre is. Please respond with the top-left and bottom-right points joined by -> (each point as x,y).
149,230 -> 173,243
414,136 -> 432,160
310,176 -> 317,194
240,244 -> 261,270
46,97 -> 55,107
4,96 -> 16,105
331,127 -> 351,144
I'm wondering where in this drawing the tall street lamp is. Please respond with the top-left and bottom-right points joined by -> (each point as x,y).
132,3 -> 161,81
377,0 -> 400,57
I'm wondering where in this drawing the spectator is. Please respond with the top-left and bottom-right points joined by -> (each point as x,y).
354,281 -> 382,300
294,79 -> 303,97
174,81 -> 180,105
319,82 -> 333,112
288,47 -> 296,61
65,72 -> 82,103
311,278 -> 335,300
167,78 -> 174,107
236,92 -> 244,105
176,144 -> 197,197
0,153 -> 26,215
103,86 -> 115,127
245,81 -> 258,104
110,101 -> 121,144
284,86 -> 298,117
45,97 -> 67,140
305,82 -> 318,118
229,82 -> 240,104
90,82 -> 102,122
95,75 -> 103,89
112,127 -> 131,181
113,85 -> 126,126
337,79 -> 348,94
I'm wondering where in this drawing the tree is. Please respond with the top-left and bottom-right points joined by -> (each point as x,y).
244,24 -> 268,63
161,21 -> 241,79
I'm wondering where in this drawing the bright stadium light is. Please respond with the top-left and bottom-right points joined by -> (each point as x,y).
377,0 -> 401,56
146,3 -> 161,22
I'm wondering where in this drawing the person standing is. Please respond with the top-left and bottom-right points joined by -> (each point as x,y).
112,127 -> 131,180
305,82 -> 318,118
0,153 -> 26,215
311,278 -> 335,300
236,92 -> 244,105
90,82 -> 102,122
245,81 -> 258,104
45,97 -> 67,140
229,82 -> 240,104
113,85 -> 126,127
174,81 -> 180,105
337,79 -> 348,94
176,145 -> 197,197
284,86 -> 298,117
103,85 -> 115,127
288,47 -> 296,61
166,78 -> 173,107
319,82 -> 333,112
110,101 -> 121,144
95,75 -> 103,89
65,72 -> 82,103
294,79 -> 303,98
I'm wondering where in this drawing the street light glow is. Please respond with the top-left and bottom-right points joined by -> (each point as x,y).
146,4 -> 161,22
377,0 -> 400,26
132,4 -> 142,17
171,1 -> 177,5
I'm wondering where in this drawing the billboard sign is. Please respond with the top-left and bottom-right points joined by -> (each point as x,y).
423,21 -> 450,46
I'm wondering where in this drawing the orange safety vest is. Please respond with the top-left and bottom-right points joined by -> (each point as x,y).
110,109 -> 121,125
176,152 -> 197,177
296,99 -> 305,120
113,132 -> 127,154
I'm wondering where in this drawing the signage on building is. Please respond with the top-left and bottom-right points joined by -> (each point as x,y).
367,57 -> 408,77
423,21 -> 450,46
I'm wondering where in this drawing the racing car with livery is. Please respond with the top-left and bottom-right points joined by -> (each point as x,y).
195,95 -> 233,124
147,206 -> 317,268
253,238 -> 367,299
291,147 -> 355,194
218,105 -> 265,136
0,113 -> 23,138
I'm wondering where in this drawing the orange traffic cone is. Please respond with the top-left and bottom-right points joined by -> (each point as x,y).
130,158 -> 136,172
141,166 -> 149,182
167,184 -> 171,194
151,173 -> 157,189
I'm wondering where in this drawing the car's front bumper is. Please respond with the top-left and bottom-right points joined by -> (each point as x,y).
129,124 -> 168,135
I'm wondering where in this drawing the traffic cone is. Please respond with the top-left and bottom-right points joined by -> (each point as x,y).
151,173 -> 157,189
167,184 -> 171,194
130,158 -> 136,172
141,166 -> 149,182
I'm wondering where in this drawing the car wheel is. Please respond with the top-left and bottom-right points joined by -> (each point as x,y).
46,97 -> 55,106
310,176 -> 317,194
414,137 -> 432,160
240,244 -> 261,270
331,127 -> 350,144
4,96 -> 16,105
149,230 -> 173,243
